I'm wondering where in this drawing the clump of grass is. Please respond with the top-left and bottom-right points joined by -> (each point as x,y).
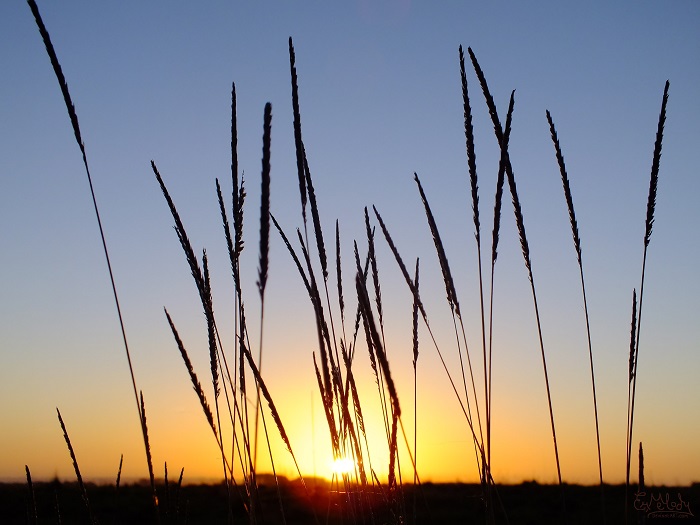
153,98 -> 311,524
469,47 -> 563,490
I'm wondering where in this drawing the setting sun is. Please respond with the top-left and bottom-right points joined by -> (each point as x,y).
330,457 -> 356,477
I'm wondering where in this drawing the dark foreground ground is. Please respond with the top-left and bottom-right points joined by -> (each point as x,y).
2,477 -> 698,524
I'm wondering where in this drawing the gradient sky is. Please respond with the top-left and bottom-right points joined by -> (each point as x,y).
1,1 -> 699,486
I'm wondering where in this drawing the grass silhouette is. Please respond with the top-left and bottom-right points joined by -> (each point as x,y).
23,1 -> 677,523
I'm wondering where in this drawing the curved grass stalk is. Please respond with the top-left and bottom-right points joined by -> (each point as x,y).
626,77 -> 669,525
547,110 -> 605,520
28,0 -> 157,491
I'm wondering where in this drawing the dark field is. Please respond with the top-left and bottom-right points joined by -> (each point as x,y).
3,477 -> 698,524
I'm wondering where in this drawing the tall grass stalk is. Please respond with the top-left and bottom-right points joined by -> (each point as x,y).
411,258 -> 420,523
626,82 -> 669,517
139,392 -> 159,518
547,110 -> 605,519
253,102 -> 272,475
487,89 -> 515,485
27,0 -> 154,485
459,47 -> 490,486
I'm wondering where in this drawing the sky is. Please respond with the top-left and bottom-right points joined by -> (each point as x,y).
1,1 -> 699,486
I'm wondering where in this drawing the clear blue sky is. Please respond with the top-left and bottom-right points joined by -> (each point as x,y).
1,1 -> 698,485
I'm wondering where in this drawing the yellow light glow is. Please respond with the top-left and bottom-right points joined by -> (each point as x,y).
330,457 -> 355,476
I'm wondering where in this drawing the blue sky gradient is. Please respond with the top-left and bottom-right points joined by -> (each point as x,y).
1,1 -> 698,484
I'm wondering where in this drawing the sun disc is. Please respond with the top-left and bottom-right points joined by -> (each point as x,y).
331,457 -> 355,475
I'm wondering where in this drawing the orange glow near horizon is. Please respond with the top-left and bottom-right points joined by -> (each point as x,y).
8,357 -> 700,487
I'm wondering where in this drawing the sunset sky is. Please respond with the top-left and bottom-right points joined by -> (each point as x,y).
1,1 -> 699,486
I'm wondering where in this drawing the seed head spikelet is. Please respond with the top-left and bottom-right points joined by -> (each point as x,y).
202,251 -> 219,398
231,82 -> 239,216
296,229 -> 334,397
152,161 -> 205,296
628,289 -> 638,384
139,392 -> 158,511
305,150 -> 328,281
547,110 -> 581,265
336,219 -> 345,320
414,173 -> 461,316
313,354 -> 340,451
491,90 -> 515,265
216,178 -> 238,293
412,258 -> 420,368
235,178 -> 246,257
165,308 -> 217,436
364,207 -> 384,326
56,408 -> 96,524
645,80 -> 669,247
240,339 -> 298,464
373,205 -> 426,319
470,49 -> 526,272
289,37 -> 307,224
388,414 -> 399,488
353,240 -> 372,348
460,46 -> 480,242
27,0 -> 83,154
468,47 -> 504,144
356,273 -> 401,418
504,160 -> 532,278
271,214 -> 312,295
257,102 -> 272,297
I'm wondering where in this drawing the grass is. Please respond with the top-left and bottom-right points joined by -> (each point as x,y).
11,478 -> 697,524
22,1 -> 678,523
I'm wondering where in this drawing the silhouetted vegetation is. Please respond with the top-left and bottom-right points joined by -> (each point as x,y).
21,1 -> 688,524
